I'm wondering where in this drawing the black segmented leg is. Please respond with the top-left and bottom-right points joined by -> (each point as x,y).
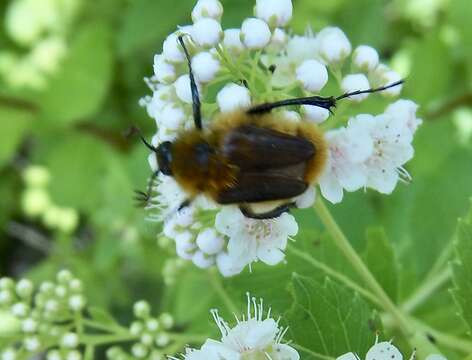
177,35 -> 202,130
239,203 -> 295,220
134,171 -> 159,208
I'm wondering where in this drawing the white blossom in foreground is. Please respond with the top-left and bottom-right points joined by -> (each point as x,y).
140,0 -> 420,276
336,337 -> 416,360
171,294 -> 299,360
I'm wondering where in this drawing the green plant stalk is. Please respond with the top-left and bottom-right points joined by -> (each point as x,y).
292,344 -> 336,360
287,246 -> 382,307
313,198 -> 413,336
207,269 -> 239,314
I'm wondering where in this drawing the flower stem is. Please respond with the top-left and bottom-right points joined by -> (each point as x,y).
313,199 -> 412,336
207,269 -> 238,315
292,344 -> 335,360
287,246 -> 382,307
401,267 -> 452,314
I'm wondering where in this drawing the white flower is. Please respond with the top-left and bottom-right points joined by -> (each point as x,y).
1,348 -> 17,360
160,103 -> 187,130
384,99 -> 422,135
191,0 -> 223,23
294,187 -> 316,208
68,294 -> 86,311
61,332 -> 79,348
241,18 -> 272,49
281,110 -> 301,123
151,175 -> 188,221
341,74 -> 370,102
286,35 -> 317,63
144,85 -> 174,121
255,0 -> 293,27
196,228 -> 225,255
316,27 -> 352,64
349,113 -> 414,194
192,51 -> 220,83
223,29 -> 244,54
319,123 -> 374,204
336,353 -> 360,360
192,251 -> 215,269
216,252 -> 246,277
296,59 -> 328,92
16,279 -> 33,298
267,28 -> 288,53
353,45 -> 379,72
153,54 -> 176,84
163,33 -> 185,63
24,336 -> 40,352
175,74 -> 199,104
192,18 -> 223,48
29,36 -> 67,74
204,294 -> 299,359
365,340 -> 403,360
215,206 -> 298,272
302,105 -> 330,124
217,83 -> 251,112
11,302 -> 29,318
21,318 -> 37,333
372,65 -> 403,97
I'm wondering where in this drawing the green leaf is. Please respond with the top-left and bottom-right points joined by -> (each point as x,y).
88,306 -> 122,329
286,274 -> 380,359
364,227 -> 399,302
38,23 -> 113,125
0,107 -> 34,166
451,203 -> 472,334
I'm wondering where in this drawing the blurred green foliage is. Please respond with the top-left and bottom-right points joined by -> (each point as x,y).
1,0 -> 472,358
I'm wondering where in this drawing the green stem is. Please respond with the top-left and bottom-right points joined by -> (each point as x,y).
82,319 -> 128,334
424,239 -> 454,282
82,333 -> 138,346
292,344 -> 336,360
288,246 -> 382,307
401,267 -> 452,314
313,199 -> 412,336
207,269 -> 238,314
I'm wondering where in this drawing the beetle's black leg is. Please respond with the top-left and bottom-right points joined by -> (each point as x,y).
239,203 -> 295,220
134,171 -> 159,208
177,35 -> 202,130
247,80 -> 404,115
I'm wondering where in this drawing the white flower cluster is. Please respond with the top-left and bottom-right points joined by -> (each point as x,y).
140,0 -> 420,276
0,0 -> 79,90
106,301 -> 175,360
336,336 -> 445,360
0,270 -> 86,359
170,293 -> 299,360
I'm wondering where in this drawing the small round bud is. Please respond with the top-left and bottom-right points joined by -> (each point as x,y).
341,74 -> 370,102
149,350 -> 164,360
56,208 -> 79,233
316,27 -> 351,64
255,0 -> 293,27
1,348 -> 17,360
140,332 -> 154,346
130,321 -> 144,336
192,251 -> 215,269
302,105 -> 330,124
11,302 -> 29,318
153,54 -> 176,84
380,70 -> 403,97
216,252 -> 245,277
353,45 -> 379,72
175,239 -> 197,261
159,313 -> 174,329
196,228 -> 224,255
191,0 -> 223,22
0,278 -> 14,290
68,295 -> 86,311
174,75 -> 195,104
21,318 -> 38,333
15,279 -> 33,298
66,351 -> 82,360
296,59 -> 328,92
241,18 -> 271,49
22,188 -> 51,217
217,83 -> 251,112
0,290 -> 13,305
45,299 -> 59,313
39,281 -> 54,293
23,166 -> 50,187
106,347 -> 121,360
192,18 -> 223,48
61,332 -> 79,349
46,350 -> 62,360
281,110 -> 301,123
160,103 -> 186,130
267,28 -> 287,52
163,33 -> 185,63
57,270 -> 73,284
24,336 -> 40,352
55,285 -> 68,298
155,333 -> 171,347
131,343 -> 148,358
69,279 -> 82,292
134,301 -> 151,319
192,51 -> 220,83
146,318 -> 160,332
223,29 -> 244,54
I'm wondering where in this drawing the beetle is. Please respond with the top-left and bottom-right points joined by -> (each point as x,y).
136,35 -> 403,219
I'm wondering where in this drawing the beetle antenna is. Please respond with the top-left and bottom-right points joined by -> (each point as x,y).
336,79 -> 405,101
126,126 -> 157,152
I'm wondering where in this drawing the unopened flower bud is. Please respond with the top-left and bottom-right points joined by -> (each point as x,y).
241,18 -> 272,49
192,51 -> 220,83
153,54 -> 176,84
134,301 -> 151,319
316,27 -> 351,64
23,166 -> 50,187
341,74 -> 370,102
163,33 -> 185,63
159,313 -> 174,329
296,59 -> 328,92
302,105 -> 330,124
16,279 -> 33,298
24,336 -> 40,352
131,343 -> 148,358
255,0 -> 293,27
223,29 -> 244,53
161,104 -> 186,130
191,0 -> 223,22
192,18 -> 223,48
61,332 -> 79,348
196,228 -> 224,255
353,45 -> 379,72
217,83 -> 251,112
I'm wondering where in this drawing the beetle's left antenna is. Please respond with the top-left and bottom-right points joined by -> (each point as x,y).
178,35 -> 202,130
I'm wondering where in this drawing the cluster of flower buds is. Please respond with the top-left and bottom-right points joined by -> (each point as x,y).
106,301 -> 175,360
140,0 -> 421,277
21,165 -> 79,233
0,270 -> 86,359
0,0 -> 79,90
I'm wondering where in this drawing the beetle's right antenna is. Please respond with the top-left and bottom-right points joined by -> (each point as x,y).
178,35 -> 202,131
126,126 -> 157,152
336,80 -> 405,101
